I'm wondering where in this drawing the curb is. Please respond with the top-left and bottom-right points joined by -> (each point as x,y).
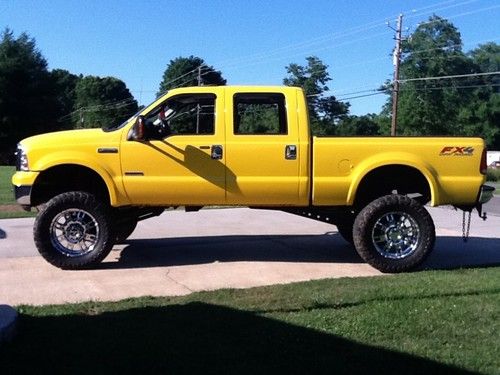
0,304 -> 18,344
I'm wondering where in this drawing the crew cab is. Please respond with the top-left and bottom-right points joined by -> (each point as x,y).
12,86 -> 494,272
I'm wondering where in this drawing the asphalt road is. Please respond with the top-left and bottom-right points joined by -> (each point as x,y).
484,195 -> 500,216
0,205 -> 499,305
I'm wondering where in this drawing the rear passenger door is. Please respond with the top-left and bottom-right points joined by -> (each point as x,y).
224,89 -> 301,205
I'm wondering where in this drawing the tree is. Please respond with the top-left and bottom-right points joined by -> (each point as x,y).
283,56 -> 349,135
469,42 -> 500,76
390,16 -> 476,136
336,114 -> 380,136
0,29 -> 58,162
50,69 -> 81,130
74,76 -> 138,129
458,43 -> 500,149
157,56 -> 226,96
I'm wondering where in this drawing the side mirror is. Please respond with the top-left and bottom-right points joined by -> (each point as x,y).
127,116 -> 147,141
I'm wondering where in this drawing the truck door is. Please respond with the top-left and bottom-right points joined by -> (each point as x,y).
120,92 -> 226,205
224,90 -> 302,205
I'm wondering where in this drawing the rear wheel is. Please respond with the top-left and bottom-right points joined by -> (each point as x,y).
34,191 -> 114,269
353,194 -> 435,273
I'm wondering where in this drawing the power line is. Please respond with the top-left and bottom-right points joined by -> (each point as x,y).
221,31 -> 392,71
156,64 -> 208,96
337,92 -> 387,101
416,3 -> 500,28
405,0 -> 480,20
221,2 -> 499,72
398,71 -> 500,83
402,83 -> 500,91
214,0 -> 473,69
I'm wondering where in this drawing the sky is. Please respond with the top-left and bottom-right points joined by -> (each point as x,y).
1,0 -> 499,115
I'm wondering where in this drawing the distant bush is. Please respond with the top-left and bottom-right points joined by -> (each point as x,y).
486,168 -> 500,182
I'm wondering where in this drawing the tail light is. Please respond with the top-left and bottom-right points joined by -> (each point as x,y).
480,148 -> 487,174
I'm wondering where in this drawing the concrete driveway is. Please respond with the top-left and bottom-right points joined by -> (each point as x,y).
0,206 -> 499,306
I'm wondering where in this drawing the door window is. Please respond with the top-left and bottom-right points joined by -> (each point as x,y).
233,93 -> 287,135
145,94 -> 216,139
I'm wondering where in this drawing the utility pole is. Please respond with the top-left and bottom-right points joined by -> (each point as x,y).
197,65 -> 202,86
391,13 -> 403,136
196,65 -> 202,133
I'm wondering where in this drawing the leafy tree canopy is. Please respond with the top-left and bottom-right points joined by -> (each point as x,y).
0,29 -> 57,162
283,56 -> 349,135
157,56 -> 226,96
74,76 -> 138,129
393,16 -> 477,135
336,114 -> 381,136
50,69 -> 81,129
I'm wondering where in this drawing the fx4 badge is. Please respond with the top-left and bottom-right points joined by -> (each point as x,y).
440,146 -> 474,156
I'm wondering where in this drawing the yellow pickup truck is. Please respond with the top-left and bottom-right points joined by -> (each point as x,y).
12,86 -> 494,272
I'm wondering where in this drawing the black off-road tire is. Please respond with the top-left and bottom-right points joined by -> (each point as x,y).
114,219 -> 138,243
33,191 -> 114,270
353,194 -> 435,273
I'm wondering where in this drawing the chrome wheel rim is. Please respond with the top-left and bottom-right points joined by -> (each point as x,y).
50,209 -> 99,257
372,211 -> 420,259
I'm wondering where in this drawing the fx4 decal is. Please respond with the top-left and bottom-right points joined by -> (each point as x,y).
440,146 -> 475,156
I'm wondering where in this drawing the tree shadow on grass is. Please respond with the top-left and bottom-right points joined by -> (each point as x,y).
0,303 -> 474,374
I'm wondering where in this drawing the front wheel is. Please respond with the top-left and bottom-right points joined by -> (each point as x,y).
33,191 -> 114,270
353,194 -> 435,273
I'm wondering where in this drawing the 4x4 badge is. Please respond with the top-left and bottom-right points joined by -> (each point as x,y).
440,146 -> 474,156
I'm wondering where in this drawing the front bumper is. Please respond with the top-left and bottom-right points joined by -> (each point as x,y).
478,185 -> 495,204
14,185 -> 32,206
11,171 -> 39,208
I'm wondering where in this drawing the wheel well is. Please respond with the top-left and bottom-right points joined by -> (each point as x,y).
31,165 -> 110,207
354,165 -> 431,207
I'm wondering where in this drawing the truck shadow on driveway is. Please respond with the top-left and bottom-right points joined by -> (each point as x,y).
426,236 -> 500,270
99,233 -> 500,270
101,233 -> 361,269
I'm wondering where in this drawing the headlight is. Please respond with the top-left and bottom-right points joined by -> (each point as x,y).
15,144 -> 29,171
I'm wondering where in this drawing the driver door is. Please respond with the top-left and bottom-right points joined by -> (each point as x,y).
120,91 -> 226,205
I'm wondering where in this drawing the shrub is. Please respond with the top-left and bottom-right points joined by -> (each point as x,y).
486,168 -> 500,182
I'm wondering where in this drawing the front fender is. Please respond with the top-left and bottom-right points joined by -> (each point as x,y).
31,151 -> 129,206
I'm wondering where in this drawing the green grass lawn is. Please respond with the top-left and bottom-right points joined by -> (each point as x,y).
1,267 -> 499,374
0,165 -> 15,204
0,165 -> 35,218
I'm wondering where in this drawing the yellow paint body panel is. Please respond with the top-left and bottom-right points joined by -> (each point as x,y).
120,87 -> 227,205
12,86 -> 486,208
313,137 -> 485,206
13,128 -> 128,206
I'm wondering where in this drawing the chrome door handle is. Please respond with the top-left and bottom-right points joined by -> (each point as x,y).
211,145 -> 223,159
285,145 -> 297,160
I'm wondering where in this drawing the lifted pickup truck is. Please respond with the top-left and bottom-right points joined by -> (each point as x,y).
12,86 -> 494,272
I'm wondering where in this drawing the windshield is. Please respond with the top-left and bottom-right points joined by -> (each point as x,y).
103,107 -> 144,132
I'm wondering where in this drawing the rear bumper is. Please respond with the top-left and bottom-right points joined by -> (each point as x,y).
478,185 -> 495,204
